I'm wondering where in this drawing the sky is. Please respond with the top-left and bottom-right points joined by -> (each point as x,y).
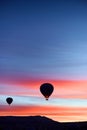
0,0 -> 87,122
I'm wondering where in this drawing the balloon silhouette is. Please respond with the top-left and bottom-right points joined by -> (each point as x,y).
40,83 -> 54,100
6,97 -> 13,105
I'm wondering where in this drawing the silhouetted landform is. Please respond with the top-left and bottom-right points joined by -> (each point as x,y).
0,116 -> 87,130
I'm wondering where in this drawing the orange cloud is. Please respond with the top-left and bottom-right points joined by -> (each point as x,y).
1,78 -> 87,99
0,105 -> 87,122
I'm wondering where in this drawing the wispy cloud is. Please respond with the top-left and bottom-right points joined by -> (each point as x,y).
0,105 -> 87,122
0,79 -> 87,99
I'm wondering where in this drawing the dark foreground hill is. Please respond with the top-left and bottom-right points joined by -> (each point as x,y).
0,116 -> 87,130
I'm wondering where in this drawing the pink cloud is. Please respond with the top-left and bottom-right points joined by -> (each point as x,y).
0,78 -> 87,99
0,105 -> 87,122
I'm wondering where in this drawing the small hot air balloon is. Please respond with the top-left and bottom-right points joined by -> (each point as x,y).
40,83 -> 54,100
6,97 -> 13,105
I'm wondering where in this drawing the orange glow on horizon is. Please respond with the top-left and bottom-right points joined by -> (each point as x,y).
0,105 -> 87,122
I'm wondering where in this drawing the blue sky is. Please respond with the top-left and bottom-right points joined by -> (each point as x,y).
0,0 -> 87,80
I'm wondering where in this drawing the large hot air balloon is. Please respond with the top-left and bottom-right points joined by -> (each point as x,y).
6,97 -> 13,105
40,83 -> 54,100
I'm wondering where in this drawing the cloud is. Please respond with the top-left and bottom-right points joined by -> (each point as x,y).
1,79 -> 87,99
0,105 -> 87,122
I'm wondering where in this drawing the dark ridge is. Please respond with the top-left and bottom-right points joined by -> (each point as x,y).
0,116 -> 87,130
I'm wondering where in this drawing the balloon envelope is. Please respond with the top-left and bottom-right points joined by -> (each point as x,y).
6,97 -> 13,105
40,83 -> 54,100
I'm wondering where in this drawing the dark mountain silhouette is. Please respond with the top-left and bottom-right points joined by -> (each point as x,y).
0,116 -> 87,130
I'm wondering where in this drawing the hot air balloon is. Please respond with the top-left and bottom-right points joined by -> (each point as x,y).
6,97 -> 13,105
40,83 -> 54,100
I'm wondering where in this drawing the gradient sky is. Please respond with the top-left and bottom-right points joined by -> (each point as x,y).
0,0 -> 87,122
